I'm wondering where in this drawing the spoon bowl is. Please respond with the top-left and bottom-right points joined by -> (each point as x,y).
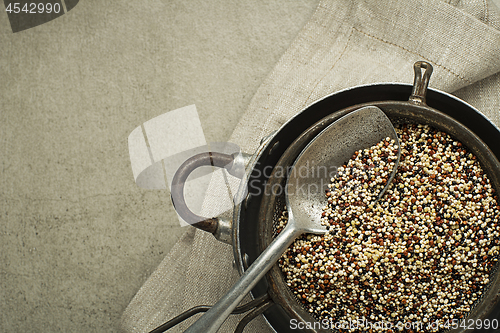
286,105 -> 401,235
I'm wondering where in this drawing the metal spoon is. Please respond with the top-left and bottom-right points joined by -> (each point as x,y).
184,106 -> 400,333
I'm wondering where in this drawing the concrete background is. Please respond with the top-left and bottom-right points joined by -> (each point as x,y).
0,1 -> 319,332
1,0 -> 499,332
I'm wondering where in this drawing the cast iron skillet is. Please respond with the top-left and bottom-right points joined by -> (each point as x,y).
251,62 -> 500,333
164,62 -> 500,333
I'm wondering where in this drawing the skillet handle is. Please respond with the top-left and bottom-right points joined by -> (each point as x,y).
146,293 -> 273,333
171,152 -> 244,243
409,61 -> 433,105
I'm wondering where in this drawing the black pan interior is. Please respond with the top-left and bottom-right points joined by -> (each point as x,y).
235,83 -> 500,333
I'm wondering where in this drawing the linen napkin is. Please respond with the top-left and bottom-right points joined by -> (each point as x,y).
121,0 -> 500,332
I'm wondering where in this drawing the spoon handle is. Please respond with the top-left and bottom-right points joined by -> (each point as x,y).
184,224 -> 302,333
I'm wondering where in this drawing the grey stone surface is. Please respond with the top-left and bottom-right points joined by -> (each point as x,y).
0,1 -> 319,332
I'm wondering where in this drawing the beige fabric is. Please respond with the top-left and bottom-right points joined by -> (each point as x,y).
121,0 -> 500,332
